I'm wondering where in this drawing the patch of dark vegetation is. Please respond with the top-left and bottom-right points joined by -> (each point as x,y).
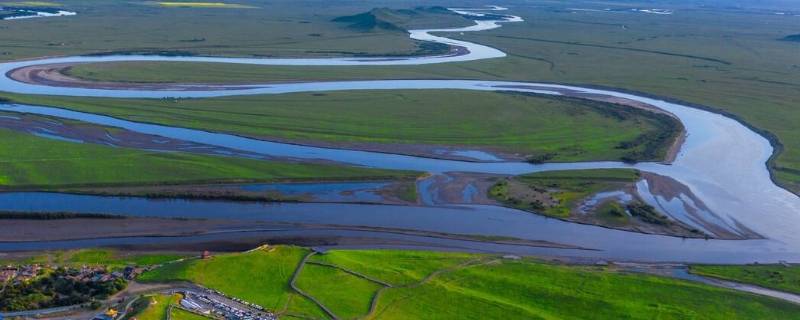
0,211 -> 125,220
616,113 -> 681,163
489,180 -> 547,211
601,202 -> 626,217
526,153 -> 555,164
779,34 -> 800,42
626,202 -> 672,226
774,166 -> 800,175
0,267 -> 127,312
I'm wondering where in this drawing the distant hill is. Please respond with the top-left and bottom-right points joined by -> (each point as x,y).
332,8 -> 404,31
780,34 -> 800,42
332,6 -> 460,32
414,6 -> 452,14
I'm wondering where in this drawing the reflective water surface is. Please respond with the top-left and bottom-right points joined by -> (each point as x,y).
0,6 -> 798,262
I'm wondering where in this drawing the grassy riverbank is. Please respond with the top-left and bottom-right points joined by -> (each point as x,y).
137,246 -> 800,319
691,264 -> 800,295
0,128 -> 418,189
52,1 -> 800,193
0,90 -> 679,163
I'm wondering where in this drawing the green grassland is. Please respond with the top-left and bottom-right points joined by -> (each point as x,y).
138,246 -> 800,319
309,249 -> 475,286
0,90 -> 679,163
691,264 -> 800,295
0,127 -> 417,189
489,169 -> 640,218
0,0 -> 471,61
138,246 -> 307,310
52,0 -> 800,193
295,264 -> 382,319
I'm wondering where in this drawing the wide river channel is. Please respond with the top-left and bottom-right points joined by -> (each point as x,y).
0,6 -> 799,263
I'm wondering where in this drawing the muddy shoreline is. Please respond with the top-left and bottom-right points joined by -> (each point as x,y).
0,216 -> 587,251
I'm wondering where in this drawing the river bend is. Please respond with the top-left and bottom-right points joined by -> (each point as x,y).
0,6 -> 798,262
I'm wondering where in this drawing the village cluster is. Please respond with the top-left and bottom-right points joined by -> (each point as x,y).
0,264 -> 143,285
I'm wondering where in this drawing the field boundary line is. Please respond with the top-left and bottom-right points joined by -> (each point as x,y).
289,251 -> 338,320
306,260 -> 394,287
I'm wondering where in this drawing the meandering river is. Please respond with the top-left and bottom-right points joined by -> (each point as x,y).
1,6 -> 799,262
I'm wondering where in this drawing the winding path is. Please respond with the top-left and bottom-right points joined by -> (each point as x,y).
0,5 -> 799,262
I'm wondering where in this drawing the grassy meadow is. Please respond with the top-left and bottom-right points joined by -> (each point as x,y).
46,0 -> 800,192
138,246 -> 307,310
0,0 -> 471,61
0,127 -> 417,189
295,263 -> 382,319
0,90 -> 679,163
137,246 -> 800,319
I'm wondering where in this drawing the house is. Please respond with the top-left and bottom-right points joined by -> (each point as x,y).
0,266 -> 17,282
